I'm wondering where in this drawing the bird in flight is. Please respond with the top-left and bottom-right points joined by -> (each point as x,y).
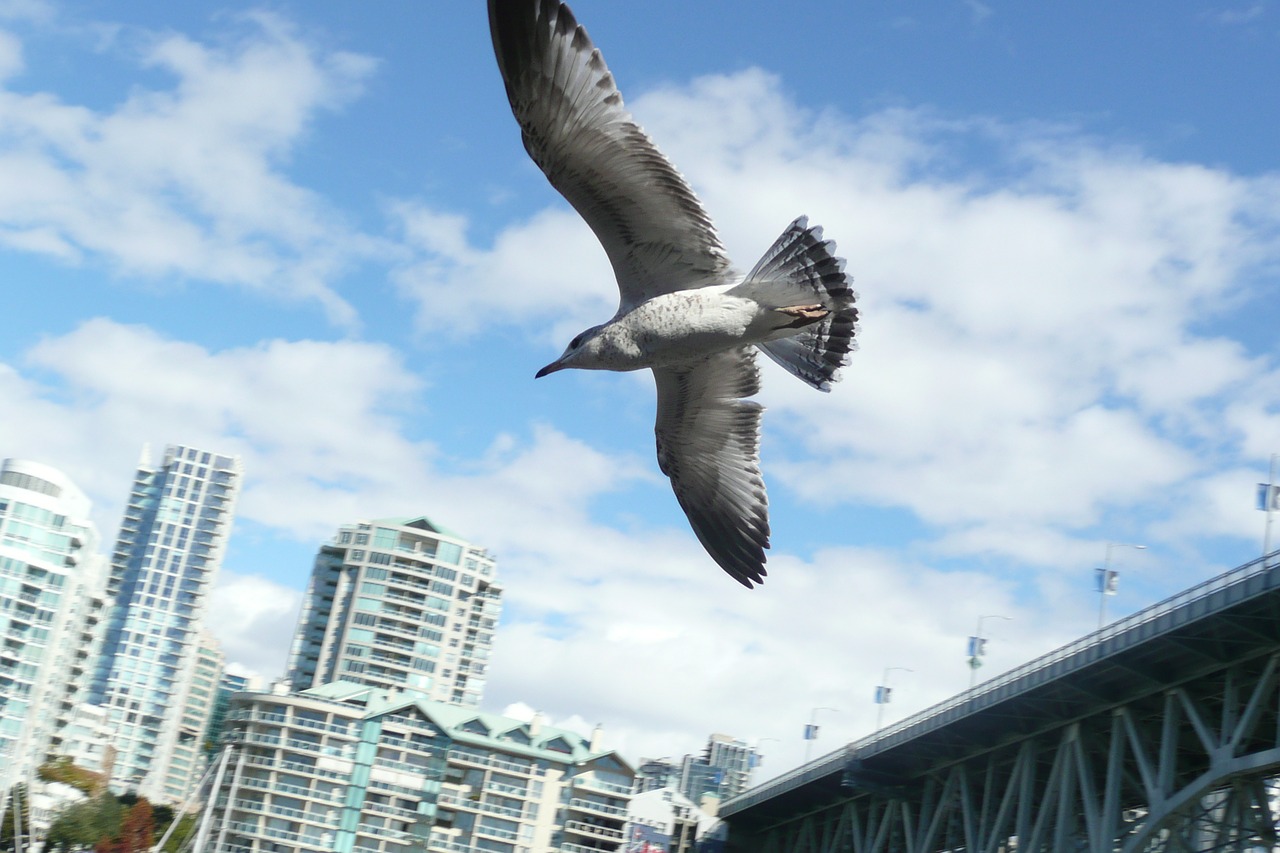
489,0 -> 859,587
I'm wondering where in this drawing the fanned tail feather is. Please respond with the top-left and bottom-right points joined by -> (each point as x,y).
733,216 -> 859,392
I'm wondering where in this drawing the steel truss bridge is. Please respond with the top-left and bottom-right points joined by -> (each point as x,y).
722,553 -> 1280,852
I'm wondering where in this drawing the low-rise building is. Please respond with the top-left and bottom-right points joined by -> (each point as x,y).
207,681 -> 633,853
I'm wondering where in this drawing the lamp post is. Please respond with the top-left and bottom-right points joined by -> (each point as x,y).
1097,542 -> 1146,629
1262,454 -> 1277,561
969,614 -> 1011,688
803,706 -> 838,763
874,667 -> 913,731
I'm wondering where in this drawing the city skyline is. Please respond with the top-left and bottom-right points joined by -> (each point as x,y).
1,0 -> 1278,781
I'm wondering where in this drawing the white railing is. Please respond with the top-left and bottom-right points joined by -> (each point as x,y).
448,749 -> 542,776
566,797 -> 628,817
572,775 -> 632,795
563,819 -> 624,840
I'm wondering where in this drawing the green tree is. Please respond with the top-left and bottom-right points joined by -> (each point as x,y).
43,794 -> 124,853
90,799 -> 153,853
37,758 -> 106,795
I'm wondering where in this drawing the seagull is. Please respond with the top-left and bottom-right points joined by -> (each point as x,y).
489,0 -> 859,588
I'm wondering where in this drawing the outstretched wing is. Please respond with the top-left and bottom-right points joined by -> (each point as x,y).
653,349 -> 770,587
489,0 -> 735,309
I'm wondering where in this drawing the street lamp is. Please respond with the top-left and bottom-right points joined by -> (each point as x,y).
874,667 -> 913,731
1097,542 -> 1146,629
803,706 -> 838,763
969,614 -> 1011,688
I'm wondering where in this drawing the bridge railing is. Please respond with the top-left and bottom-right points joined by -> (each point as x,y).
723,549 -> 1280,816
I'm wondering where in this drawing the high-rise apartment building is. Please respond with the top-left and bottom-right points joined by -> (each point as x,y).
637,735 -> 759,809
158,630 -> 225,803
285,516 -> 501,707
678,735 -> 758,806
0,459 -> 109,789
89,444 -> 242,802
210,682 -> 634,853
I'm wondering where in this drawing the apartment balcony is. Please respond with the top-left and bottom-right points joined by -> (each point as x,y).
240,753 -> 353,781
427,836 -> 491,853
238,775 -> 341,802
483,780 -> 528,798
566,798 -> 628,819
563,820 -> 624,842
473,823 -> 518,842
356,824 -> 415,844
369,756 -> 435,779
447,750 -> 543,776
208,844 -> 252,853
361,800 -> 420,821
226,820 -> 302,844
571,776 -> 633,796
561,844 -> 621,853
231,798 -> 333,827
228,707 -> 353,737
436,792 -> 523,820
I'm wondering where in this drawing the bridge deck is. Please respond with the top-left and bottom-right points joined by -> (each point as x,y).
721,552 -> 1280,833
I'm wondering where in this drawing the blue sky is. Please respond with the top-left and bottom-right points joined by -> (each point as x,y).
2,0 -> 1279,778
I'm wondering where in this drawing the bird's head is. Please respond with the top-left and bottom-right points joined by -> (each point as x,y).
535,325 -> 606,378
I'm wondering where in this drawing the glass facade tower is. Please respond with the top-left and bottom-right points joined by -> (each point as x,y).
89,444 -> 242,802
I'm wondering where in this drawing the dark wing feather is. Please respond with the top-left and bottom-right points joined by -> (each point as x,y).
488,0 -> 735,308
653,349 -> 770,587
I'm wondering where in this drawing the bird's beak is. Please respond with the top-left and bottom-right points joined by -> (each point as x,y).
535,360 -> 565,379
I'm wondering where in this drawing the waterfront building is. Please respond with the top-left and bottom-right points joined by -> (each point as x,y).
679,734 -> 757,806
625,787 -> 724,853
209,681 -> 633,853
285,516 -> 501,707
0,459 -> 109,789
634,758 -> 680,794
637,735 -> 758,810
89,444 -> 243,802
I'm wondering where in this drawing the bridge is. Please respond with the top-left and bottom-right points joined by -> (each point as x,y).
721,552 -> 1280,852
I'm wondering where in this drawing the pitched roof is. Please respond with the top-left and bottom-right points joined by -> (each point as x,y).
300,681 -> 631,770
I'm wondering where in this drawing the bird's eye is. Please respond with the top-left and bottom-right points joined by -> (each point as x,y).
569,333 -> 585,349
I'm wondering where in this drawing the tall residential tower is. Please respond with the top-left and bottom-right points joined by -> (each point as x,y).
285,516 -> 501,706
89,444 -> 242,802
0,459 -> 109,789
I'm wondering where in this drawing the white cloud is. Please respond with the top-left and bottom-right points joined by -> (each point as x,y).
483,543 -> 1069,773
391,202 -> 616,344
1206,4 -> 1265,25
395,67 -> 1280,563
0,14 -> 380,323
3,34 -> 1279,784
0,28 -> 21,79
5,318 -> 430,540
2,315 -> 1076,778
0,0 -> 50,24
205,571 -> 304,681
